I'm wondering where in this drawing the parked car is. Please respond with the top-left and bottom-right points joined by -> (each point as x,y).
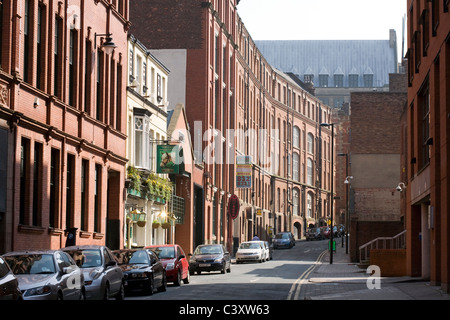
2,250 -> 85,300
113,249 -> 166,295
147,244 -> 190,286
265,241 -> 274,260
322,226 -> 331,239
236,241 -> 265,263
0,256 -> 22,300
273,232 -> 295,249
306,227 -> 324,241
62,245 -> 124,300
188,244 -> 231,275
250,240 -> 271,261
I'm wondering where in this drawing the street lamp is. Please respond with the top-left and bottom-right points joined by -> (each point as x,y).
94,33 -> 117,55
320,122 -> 335,264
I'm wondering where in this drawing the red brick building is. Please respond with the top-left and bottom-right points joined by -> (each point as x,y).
129,0 -> 334,254
0,0 -> 130,253
406,0 -> 450,292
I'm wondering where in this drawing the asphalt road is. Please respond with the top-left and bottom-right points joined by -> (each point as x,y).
125,239 -> 329,301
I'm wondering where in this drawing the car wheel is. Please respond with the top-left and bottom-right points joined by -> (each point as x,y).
103,283 -> 110,300
148,276 -> 154,295
174,269 -> 182,286
79,288 -> 86,300
221,263 -> 226,274
115,282 -> 125,300
183,269 -> 190,284
226,263 -> 231,273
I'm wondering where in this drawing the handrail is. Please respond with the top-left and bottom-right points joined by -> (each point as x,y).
359,230 -> 406,262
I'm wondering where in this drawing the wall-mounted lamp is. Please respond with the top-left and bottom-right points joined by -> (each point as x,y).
396,182 -> 407,192
94,33 -> 117,55
344,176 -> 353,184
33,97 -> 40,108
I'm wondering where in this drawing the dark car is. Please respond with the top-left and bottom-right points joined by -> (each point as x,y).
188,244 -> 231,275
147,244 -> 190,286
3,250 -> 85,300
273,232 -> 295,249
306,227 -> 324,241
0,256 -> 22,300
113,249 -> 166,295
62,245 -> 124,300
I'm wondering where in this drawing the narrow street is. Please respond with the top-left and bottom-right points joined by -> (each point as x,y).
125,239 -> 329,301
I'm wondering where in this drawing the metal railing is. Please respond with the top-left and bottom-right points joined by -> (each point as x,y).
359,230 -> 406,262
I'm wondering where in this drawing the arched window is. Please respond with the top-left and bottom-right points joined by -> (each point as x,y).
307,192 -> 313,218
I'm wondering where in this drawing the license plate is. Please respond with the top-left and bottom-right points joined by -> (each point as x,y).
199,263 -> 211,267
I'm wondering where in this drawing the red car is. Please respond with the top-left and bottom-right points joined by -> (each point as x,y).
146,244 -> 190,286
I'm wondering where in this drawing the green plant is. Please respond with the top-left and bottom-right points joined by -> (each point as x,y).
145,173 -> 172,202
127,166 -> 141,192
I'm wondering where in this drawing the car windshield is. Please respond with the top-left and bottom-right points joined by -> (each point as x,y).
275,233 -> 289,239
194,245 -> 222,255
113,250 -> 149,265
239,243 -> 260,249
4,254 -> 56,275
150,247 -> 175,259
64,249 -> 102,268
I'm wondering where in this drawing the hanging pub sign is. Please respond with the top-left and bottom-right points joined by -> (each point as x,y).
227,194 -> 240,220
157,145 -> 180,174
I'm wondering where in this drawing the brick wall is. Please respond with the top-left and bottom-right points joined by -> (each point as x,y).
129,0 -> 203,49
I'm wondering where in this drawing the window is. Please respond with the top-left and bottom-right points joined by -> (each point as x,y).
307,133 -> 314,154
32,142 -> 42,226
319,75 -> 328,87
94,164 -> 101,233
134,115 -> 153,170
363,74 -> 373,88
307,158 -> 313,186
349,74 -> 359,87
96,49 -> 104,121
54,17 -> 62,98
81,159 -> 88,231
36,5 -> 45,90
20,138 -> 30,225
307,192 -> 313,218
293,153 -> 299,181
49,149 -> 60,228
23,0 -> 30,83
69,29 -> 77,106
85,40 -> 92,113
334,74 -> 344,87
293,188 -> 299,216
293,126 -> 300,149
419,82 -> 430,168
66,154 -> 75,229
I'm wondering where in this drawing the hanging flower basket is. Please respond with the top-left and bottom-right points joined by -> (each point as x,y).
161,222 -> 171,229
137,220 -> 147,227
152,221 -> 161,229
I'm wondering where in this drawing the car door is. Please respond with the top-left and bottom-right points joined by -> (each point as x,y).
103,248 -> 122,295
0,257 -> 21,300
149,251 -> 163,286
177,246 -> 188,278
56,252 -> 80,300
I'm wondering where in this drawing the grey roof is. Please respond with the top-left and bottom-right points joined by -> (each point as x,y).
255,40 -> 398,88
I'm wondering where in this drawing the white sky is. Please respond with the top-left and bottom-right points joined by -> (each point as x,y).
237,0 -> 407,58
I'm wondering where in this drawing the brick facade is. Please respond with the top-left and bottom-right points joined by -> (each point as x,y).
0,0 -> 130,253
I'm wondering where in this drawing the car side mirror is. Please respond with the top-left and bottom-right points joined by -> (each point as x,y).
179,255 -> 185,259
106,261 -> 117,268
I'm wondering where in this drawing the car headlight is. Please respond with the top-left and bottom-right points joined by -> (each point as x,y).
25,285 -> 51,297
214,257 -> 223,263
89,267 -> 103,280
166,263 -> 175,270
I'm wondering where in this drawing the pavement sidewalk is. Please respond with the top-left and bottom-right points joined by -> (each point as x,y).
299,243 -> 450,300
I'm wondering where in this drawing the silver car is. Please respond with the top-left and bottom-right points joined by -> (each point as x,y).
63,245 -> 124,300
2,250 -> 85,300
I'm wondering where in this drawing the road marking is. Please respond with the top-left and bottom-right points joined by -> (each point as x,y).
286,250 -> 327,300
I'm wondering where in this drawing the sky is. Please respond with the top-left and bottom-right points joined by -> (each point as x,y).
237,0 -> 407,59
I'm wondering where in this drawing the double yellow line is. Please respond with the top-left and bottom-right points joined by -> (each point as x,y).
286,250 -> 327,300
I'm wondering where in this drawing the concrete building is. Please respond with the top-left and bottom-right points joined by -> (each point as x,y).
405,0 -> 450,293
0,0 -> 130,253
